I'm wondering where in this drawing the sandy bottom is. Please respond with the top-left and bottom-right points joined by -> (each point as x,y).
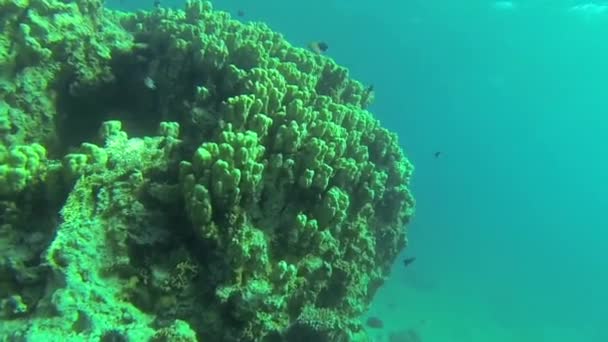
362,271 -> 603,342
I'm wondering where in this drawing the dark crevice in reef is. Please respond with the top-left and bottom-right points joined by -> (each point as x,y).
315,266 -> 349,309
52,31 -> 234,158
0,185 -> 59,319
54,55 -> 163,155
115,186 -> 256,341
106,177 -> 229,334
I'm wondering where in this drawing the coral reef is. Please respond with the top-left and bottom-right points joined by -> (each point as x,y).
0,0 -> 415,341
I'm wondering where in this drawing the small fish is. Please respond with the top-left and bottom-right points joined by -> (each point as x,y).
434,151 -> 441,158
237,9 -> 245,17
366,316 -> 384,329
308,41 -> 329,54
143,76 -> 156,90
403,257 -> 416,268
153,0 -> 161,8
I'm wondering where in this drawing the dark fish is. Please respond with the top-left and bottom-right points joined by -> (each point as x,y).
362,84 -> 375,108
366,316 -> 384,329
237,9 -> 245,17
308,41 -> 329,54
434,151 -> 441,158
363,84 -> 375,98
153,0 -> 161,8
403,257 -> 416,268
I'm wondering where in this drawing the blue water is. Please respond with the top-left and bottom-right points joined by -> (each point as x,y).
111,0 -> 608,340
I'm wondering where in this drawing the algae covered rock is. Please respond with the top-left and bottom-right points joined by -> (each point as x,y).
0,0 -> 415,341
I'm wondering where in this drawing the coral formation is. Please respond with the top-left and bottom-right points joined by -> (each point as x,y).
0,0 -> 415,341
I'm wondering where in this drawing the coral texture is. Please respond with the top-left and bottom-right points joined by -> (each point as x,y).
0,0 -> 415,341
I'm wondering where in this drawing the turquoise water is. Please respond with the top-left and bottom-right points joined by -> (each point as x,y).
110,0 -> 607,340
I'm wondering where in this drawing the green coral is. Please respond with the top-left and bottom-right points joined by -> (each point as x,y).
0,0 -> 415,341
0,142 -> 46,196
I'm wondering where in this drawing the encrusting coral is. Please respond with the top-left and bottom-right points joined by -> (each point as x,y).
0,0 -> 415,341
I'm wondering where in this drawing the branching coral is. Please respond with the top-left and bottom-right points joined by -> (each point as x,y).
0,0 -> 415,340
